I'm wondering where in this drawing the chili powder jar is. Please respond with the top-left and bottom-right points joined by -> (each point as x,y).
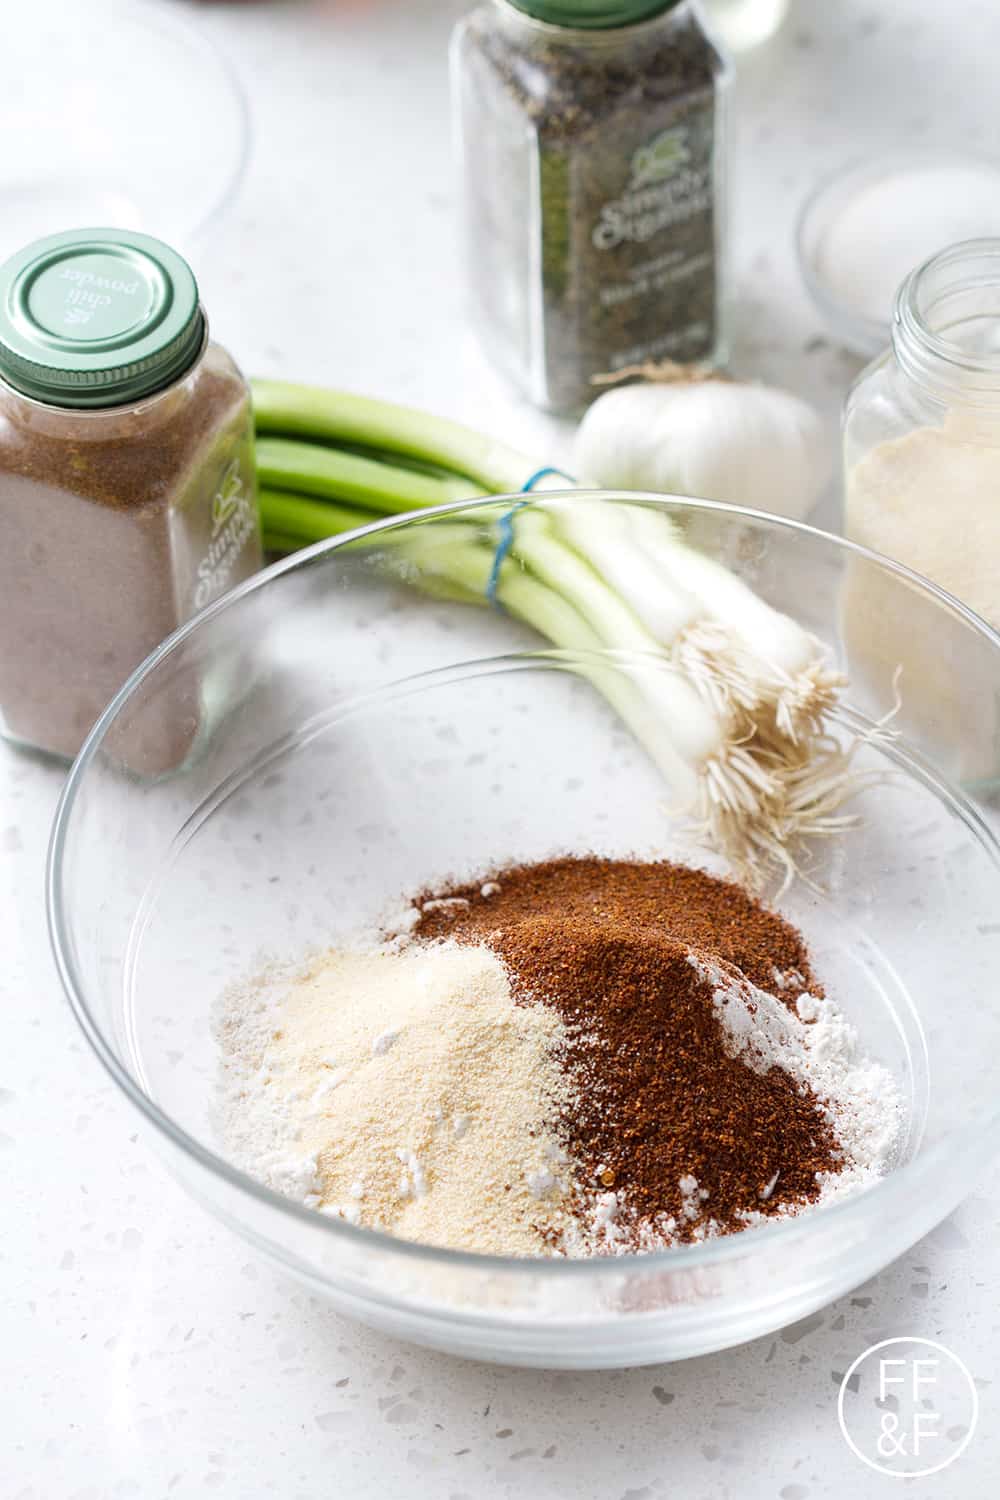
451,0 -> 730,413
0,228 -> 261,761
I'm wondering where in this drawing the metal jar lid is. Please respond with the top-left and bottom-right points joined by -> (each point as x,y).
504,0 -> 680,29
0,227 -> 205,408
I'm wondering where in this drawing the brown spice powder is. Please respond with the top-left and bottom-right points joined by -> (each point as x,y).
0,348 -> 258,763
413,857 -> 840,1248
416,856 -> 819,997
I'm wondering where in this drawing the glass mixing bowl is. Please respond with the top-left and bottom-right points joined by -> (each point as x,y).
48,495 -> 1000,1368
0,0 -> 249,259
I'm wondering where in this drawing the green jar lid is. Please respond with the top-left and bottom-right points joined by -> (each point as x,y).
505,0 -> 679,28
0,228 -> 205,408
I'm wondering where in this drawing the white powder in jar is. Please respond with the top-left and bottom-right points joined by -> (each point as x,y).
844,416 -> 1000,776
847,417 -> 1000,630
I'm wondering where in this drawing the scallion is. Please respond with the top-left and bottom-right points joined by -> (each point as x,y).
251,378 -> 865,886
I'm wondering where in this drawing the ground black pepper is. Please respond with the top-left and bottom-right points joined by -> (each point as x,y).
454,2 -> 727,411
414,856 -> 840,1247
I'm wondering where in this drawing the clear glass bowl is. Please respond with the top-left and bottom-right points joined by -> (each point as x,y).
0,0 -> 249,259
47,495 -> 1000,1368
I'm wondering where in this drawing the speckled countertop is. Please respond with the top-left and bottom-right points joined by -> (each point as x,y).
5,1 -> 1000,1495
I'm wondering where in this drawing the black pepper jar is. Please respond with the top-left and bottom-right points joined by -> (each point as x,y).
452,0 -> 731,413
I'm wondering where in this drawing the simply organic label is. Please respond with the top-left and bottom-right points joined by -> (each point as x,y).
592,128 -> 712,251
193,457 -> 257,610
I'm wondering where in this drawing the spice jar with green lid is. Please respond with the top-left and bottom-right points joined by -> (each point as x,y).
451,0 -> 731,412
0,227 -> 261,763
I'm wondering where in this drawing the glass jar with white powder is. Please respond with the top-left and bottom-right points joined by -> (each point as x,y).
843,240 -> 1000,774
845,239 -> 1000,630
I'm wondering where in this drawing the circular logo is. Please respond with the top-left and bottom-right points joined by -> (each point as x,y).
838,1337 -> 978,1478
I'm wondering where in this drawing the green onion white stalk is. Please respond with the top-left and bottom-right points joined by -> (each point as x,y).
252,379 -> 859,885
622,504 -> 842,741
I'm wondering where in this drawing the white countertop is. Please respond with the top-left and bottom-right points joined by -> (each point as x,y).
5,1 -> 1000,1494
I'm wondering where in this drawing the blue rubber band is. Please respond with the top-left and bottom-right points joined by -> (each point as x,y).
485,467 -> 576,608
520,465 -> 575,492
485,501 -> 529,607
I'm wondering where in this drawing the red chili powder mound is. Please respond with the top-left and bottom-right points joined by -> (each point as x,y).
413,856 -> 840,1248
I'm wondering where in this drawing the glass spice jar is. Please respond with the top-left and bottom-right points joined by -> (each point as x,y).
844,239 -> 1000,628
843,239 -> 1000,777
0,227 -> 261,762
451,0 -> 731,413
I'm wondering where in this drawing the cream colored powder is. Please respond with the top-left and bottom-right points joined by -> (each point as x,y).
217,941 -> 578,1256
847,417 -> 1000,627
844,417 -> 1000,774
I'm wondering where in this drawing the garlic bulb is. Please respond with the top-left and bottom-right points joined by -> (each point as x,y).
573,377 -> 833,521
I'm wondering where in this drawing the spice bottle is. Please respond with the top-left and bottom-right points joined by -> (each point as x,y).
843,239 -> 1000,776
451,0 -> 730,413
0,228 -> 261,762
844,238 -> 1000,626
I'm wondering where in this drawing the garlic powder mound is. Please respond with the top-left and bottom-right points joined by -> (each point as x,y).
217,941 -> 577,1256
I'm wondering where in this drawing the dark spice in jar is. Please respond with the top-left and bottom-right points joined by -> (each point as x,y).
453,1 -> 728,412
414,856 -> 840,1248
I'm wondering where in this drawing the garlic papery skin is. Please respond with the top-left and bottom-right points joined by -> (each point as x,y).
573,379 -> 833,521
